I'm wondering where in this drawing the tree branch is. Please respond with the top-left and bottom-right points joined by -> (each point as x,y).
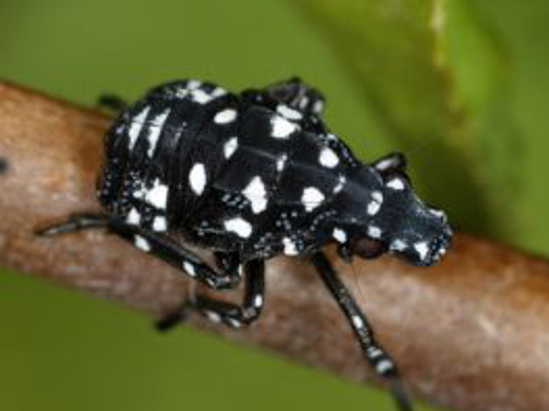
1,81 -> 548,411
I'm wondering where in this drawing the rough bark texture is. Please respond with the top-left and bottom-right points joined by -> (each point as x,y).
1,81 -> 549,411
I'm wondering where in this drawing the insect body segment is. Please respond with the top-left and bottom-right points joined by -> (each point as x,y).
39,77 -> 452,411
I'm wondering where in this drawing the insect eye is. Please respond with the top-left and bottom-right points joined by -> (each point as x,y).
350,237 -> 387,259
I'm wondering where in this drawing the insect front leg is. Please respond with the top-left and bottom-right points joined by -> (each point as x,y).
311,251 -> 414,411
36,213 -> 242,290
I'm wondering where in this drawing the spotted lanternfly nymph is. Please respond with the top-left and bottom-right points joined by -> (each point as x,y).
37,78 -> 452,411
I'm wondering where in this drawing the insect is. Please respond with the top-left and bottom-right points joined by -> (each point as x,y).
37,77 -> 452,411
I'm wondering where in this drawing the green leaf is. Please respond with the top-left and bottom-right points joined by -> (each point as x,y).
292,0 -> 522,238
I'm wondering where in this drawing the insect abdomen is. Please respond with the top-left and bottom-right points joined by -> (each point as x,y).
97,80 -> 238,231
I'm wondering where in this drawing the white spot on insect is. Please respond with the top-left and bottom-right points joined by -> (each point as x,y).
386,178 -> 405,190
372,191 -> 383,204
191,89 -> 213,104
277,104 -> 302,121
134,235 -> 151,252
126,208 -> 141,225
205,311 -> 221,323
333,175 -> 346,193
211,87 -> 227,98
282,237 -> 299,256
375,359 -> 394,375
228,318 -> 242,328
187,80 -> 201,90
223,137 -> 238,159
367,347 -> 383,359
390,239 -> 407,252
319,147 -> 339,168
132,185 -> 146,200
430,208 -> 447,222
253,295 -> 263,307
147,108 -> 171,157
299,97 -> 309,110
301,187 -> 325,212
144,180 -> 169,209
242,176 -> 268,214
414,241 -> 430,261
183,261 -> 197,277
313,100 -> 324,114
152,216 -> 167,232
367,191 -> 383,216
374,157 -> 395,171
175,88 -> 189,98
270,115 -> 297,139
367,225 -> 382,239
438,245 -> 448,257
128,106 -> 150,150
333,228 -> 347,243
224,217 -> 253,238
276,154 -> 288,172
189,163 -> 207,195
351,315 -> 364,329
115,122 -> 126,134
367,201 -> 381,216
176,89 -> 191,99
214,108 -> 237,124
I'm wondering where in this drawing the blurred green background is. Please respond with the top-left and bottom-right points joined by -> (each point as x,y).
1,1 -> 548,410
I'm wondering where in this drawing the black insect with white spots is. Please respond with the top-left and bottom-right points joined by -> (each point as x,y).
38,78 -> 452,411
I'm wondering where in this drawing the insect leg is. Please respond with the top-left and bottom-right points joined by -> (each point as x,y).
311,251 -> 414,411
36,213 -> 242,290
186,258 -> 265,329
35,213 -> 110,234
97,94 -> 129,113
263,77 -> 325,116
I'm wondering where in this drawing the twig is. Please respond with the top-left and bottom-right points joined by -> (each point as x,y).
1,81 -> 549,411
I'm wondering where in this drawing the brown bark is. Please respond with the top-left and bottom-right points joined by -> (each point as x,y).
1,81 -> 548,411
